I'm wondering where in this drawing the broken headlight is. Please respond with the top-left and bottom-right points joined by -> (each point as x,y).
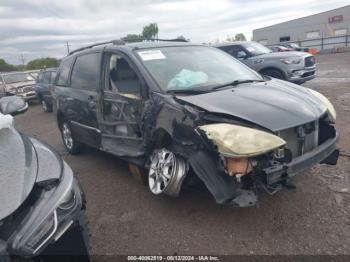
198,123 -> 286,157
308,88 -> 336,123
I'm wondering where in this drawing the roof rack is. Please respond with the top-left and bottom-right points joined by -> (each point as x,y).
68,39 -> 125,55
68,38 -> 188,55
155,38 -> 188,42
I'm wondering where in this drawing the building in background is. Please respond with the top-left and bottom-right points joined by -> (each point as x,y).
253,5 -> 350,52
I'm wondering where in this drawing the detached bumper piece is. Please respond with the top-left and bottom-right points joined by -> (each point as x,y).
189,150 -> 258,207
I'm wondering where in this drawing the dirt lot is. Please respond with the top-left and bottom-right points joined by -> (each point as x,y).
15,52 -> 350,256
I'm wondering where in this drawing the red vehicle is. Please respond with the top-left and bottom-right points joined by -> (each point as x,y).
269,45 -> 293,52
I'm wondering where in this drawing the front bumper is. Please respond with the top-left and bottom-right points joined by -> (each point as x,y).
263,134 -> 338,184
288,67 -> 316,83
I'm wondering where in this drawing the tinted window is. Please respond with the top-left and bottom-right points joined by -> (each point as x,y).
42,72 -> 51,84
280,36 -> 290,42
219,45 -> 244,58
50,71 -> 57,84
71,53 -> 100,90
56,57 -> 74,86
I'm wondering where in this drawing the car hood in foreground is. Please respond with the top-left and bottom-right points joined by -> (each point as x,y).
0,118 -> 62,220
0,126 -> 37,220
176,79 -> 327,131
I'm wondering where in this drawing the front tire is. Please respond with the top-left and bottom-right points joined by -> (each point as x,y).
60,120 -> 82,154
148,148 -> 188,197
261,68 -> 285,80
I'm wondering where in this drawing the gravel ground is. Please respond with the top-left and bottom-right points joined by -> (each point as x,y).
15,52 -> 350,256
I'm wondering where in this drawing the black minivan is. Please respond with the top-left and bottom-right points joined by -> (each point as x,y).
53,41 -> 338,207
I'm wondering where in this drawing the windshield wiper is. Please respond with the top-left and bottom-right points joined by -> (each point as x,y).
166,88 -> 208,95
211,79 -> 265,91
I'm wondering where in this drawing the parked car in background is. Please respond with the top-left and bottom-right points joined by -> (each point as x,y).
280,43 -> 309,52
269,45 -> 293,52
0,72 -> 37,101
0,96 -> 90,260
53,41 -> 338,207
35,68 -> 57,112
216,41 -> 316,84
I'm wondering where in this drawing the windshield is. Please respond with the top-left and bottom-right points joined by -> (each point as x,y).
137,46 -> 262,91
242,42 -> 272,56
2,73 -> 34,84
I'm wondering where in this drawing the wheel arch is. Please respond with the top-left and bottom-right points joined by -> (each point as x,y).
56,110 -> 65,129
259,67 -> 287,79
150,128 -> 173,149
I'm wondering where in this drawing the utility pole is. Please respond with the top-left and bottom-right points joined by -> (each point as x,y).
65,41 -> 71,54
20,54 -> 25,70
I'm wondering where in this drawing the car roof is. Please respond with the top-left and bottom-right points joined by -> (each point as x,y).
65,41 -> 202,58
0,71 -> 32,76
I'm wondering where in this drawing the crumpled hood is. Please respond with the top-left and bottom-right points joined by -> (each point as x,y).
176,79 -> 327,131
0,115 -> 62,220
255,51 -> 309,59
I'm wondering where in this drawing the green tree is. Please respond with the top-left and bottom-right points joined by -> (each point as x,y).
234,33 -> 246,41
142,23 -> 159,40
176,35 -> 187,41
26,57 -> 61,70
122,34 -> 143,43
0,59 -> 16,72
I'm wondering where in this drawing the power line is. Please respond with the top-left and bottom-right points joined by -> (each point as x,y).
20,54 -> 25,67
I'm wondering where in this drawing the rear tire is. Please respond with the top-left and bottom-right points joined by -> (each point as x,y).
41,100 -> 52,112
261,69 -> 285,80
60,120 -> 83,154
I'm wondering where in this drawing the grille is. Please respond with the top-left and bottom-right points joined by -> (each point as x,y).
305,56 -> 315,67
278,120 -> 319,158
22,85 -> 35,92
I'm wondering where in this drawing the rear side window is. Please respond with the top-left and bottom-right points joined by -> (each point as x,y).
56,57 -> 74,86
71,53 -> 100,90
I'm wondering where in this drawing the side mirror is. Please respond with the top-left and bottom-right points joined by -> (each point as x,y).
0,96 -> 28,116
237,51 -> 247,60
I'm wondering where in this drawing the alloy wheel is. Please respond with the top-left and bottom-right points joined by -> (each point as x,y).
148,148 -> 187,196
62,123 -> 74,150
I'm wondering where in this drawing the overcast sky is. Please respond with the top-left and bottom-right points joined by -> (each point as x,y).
0,0 -> 348,64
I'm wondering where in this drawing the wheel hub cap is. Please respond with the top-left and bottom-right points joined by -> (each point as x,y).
148,148 -> 187,196
62,123 -> 73,149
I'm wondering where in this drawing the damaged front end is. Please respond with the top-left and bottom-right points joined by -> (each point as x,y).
192,113 -> 338,207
